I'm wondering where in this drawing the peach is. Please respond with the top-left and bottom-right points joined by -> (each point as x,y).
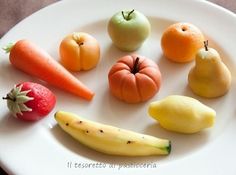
59,32 -> 100,71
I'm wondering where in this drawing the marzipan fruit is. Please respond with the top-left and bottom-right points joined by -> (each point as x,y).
55,111 -> 171,156
148,95 -> 215,134
188,41 -> 231,98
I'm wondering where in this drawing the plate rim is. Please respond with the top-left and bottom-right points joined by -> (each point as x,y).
0,0 -> 236,174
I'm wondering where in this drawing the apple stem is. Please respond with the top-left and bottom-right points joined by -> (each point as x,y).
127,9 -> 135,19
204,40 -> 208,51
132,57 -> 140,74
122,9 -> 135,20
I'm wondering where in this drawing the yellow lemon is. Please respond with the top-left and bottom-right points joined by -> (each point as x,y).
148,95 -> 215,134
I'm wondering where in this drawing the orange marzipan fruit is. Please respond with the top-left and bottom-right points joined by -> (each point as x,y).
161,22 -> 205,63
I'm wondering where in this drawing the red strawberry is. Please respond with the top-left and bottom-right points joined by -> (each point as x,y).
3,82 -> 56,121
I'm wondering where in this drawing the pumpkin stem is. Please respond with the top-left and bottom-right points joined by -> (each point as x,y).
132,57 -> 140,74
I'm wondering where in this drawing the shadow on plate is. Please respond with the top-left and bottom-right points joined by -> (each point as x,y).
144,123 -> 211,160
0,112 -> 36,134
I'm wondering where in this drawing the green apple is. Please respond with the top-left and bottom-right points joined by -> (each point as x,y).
108,9 -> 151,51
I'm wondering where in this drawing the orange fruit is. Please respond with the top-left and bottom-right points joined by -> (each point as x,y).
161,22 -> 205,63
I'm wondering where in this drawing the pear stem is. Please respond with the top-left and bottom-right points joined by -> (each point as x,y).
204,40 -> 208,51
132,57 -> 140,74
122,9 -> 135,20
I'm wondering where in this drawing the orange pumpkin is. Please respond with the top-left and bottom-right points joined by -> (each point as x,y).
108,54 -> 162,103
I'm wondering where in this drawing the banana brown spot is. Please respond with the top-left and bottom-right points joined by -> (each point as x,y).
127,140 -> 133,144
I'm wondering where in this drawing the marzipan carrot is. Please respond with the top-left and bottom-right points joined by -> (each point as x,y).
3,39 -> 94,101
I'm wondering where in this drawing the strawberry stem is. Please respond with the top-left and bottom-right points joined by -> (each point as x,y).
3,85 -> 33,117
2,94 -> 16,102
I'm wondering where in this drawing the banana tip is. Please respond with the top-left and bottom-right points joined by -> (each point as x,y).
167,140 -> 171,154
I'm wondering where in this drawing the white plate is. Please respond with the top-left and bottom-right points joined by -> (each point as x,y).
0,0 -> 236,174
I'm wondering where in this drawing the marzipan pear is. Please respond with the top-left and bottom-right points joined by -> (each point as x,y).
188,40 -> 231,98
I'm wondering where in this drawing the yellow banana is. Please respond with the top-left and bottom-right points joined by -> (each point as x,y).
55,111 -> 171,156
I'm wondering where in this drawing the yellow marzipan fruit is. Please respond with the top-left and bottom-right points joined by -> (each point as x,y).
188,45 -> 231,98
148,95 -> 215,134
55,111 -> 171,156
